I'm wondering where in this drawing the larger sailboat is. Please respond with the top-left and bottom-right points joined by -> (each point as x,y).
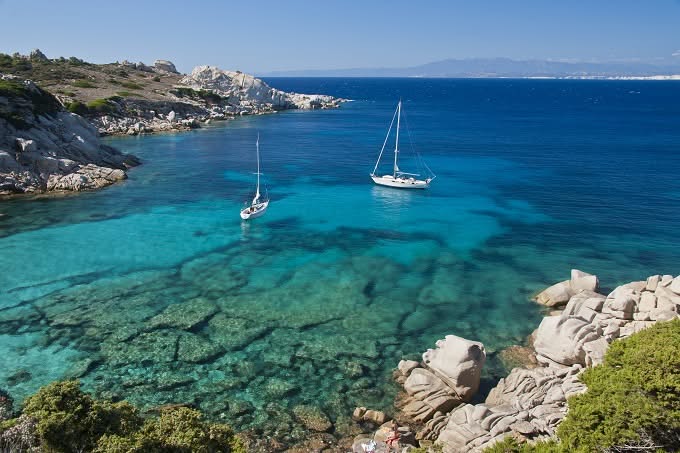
370,100 -> 435,189
240,134 -> 269,220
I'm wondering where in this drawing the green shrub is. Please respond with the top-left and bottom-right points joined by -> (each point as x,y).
66,101 -> 88,115
108,78 -> 121,85
22,381 -> 142,452
72,79 -> 96,88
115,91 -> 134,97
94,407 -> 245,453
482,436 -> 563,453
170,87 -> 222,104
557,318 -> 680,451
87,98 -> 117,114
0,382 -> 243,453
152,76 -> 161,82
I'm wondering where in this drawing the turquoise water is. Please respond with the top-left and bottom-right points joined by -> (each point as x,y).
2,78 -> 680,445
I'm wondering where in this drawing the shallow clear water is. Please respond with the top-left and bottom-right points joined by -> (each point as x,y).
1,78 -> 680,445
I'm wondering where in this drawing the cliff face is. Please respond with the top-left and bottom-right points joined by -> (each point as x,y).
0,76 -> 140,195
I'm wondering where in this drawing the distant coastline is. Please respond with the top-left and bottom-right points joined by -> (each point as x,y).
261,56 -> 680,79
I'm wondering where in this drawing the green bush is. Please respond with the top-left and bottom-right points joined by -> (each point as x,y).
22,381 -> 141,452
482,319 -> 680,453
557,318 -> 680,451
94,407 -> 246,452
170,87 -> 222,105
152,76 -> 161,82
72,79 -> 96,88
87,98 -> 117,114
482,436 -> 563,453
0,382 -> 244,453
66,101 -> 89,115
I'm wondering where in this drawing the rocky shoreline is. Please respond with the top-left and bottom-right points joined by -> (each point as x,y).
0,75 -> 140,195
1,52 -> 344,195
90,65 -> 344,137
354,271 -> 680,452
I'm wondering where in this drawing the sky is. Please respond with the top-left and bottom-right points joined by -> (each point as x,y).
1,0 -> 679,74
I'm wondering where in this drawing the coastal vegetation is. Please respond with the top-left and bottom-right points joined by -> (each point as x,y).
170,87 -> 223,105
72,80 -> 97,89
483,318 -> 680,452
0,78 -> 61,129
0,381 -> 245,452
86,98 -> 117,114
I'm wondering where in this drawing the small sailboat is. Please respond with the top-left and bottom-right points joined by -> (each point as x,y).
370,100 -> 435,189
240,134 -> 269,220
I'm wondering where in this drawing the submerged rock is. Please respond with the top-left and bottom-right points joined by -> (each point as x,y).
177,332 -> 224,363
147,297 -> 218,330
292,405 -> 333,432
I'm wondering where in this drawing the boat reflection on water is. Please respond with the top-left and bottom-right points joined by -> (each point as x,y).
370,184 -> 415,212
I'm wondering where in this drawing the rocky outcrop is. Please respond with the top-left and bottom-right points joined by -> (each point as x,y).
534,269 -> 599,307
180,65 -> 342,111
88,66 -> 344,136
153,59 -> 179,74
395,335 -> 486,425
383,272 -> 679,452
0,75 -> 139,195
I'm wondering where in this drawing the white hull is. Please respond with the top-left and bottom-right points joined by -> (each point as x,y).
240,200 -> 269,220
371,174 -> 429,189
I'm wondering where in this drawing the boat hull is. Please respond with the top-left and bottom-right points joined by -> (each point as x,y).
240,200 -> 270,220
371,175 -> 429,189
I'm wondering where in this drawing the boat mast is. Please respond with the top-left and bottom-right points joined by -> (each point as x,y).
253,134 -> 261,205
394,100 -> 401,177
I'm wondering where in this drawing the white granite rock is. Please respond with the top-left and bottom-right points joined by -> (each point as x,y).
1,77 -> 139,195
153,59 -> 178,73
403,368 -> 460,417
422,335 -> 486,401
534,280 -> 572,307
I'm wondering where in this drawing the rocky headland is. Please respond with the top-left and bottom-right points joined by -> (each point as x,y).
0,75 -> 140,195
355,271 -> 680,452
0,50 -> 343,195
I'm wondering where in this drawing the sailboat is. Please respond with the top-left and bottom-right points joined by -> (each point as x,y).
370,100 -> 435,189
240,134 -> 270,220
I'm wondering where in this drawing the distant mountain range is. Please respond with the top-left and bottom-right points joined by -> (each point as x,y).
261,57 -> 680,78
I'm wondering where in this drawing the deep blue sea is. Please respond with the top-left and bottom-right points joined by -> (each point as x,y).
1,78 -> 680,445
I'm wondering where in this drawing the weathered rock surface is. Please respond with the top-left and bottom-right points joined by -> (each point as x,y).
422,334 -> 486,400
0,75 -> 139,195
180,65 -> 342,111
534,269 -> 598,307
88,65 -> 344,136
153,59 -> 179,74
431,273 -> 679,452
383,272 -> 679,452
393,335 -> 485,424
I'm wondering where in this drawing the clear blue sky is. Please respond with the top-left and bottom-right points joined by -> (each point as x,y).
1,0 -> 679,74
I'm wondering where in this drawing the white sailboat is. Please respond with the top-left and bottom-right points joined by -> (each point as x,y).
240,134 -> 270,220
370,100 -> 435,189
